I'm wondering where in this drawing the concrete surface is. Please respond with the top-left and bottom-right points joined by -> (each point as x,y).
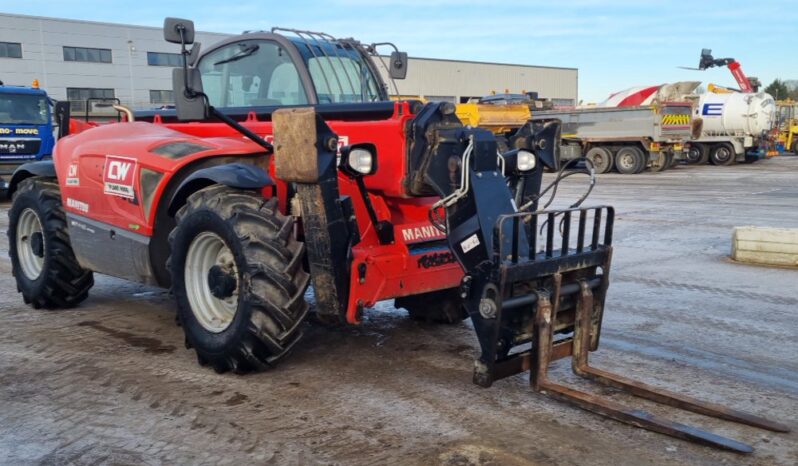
1,157 -> 797,466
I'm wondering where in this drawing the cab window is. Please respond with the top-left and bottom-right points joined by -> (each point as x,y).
198,40 -> 308,107
308,55 -> 381,103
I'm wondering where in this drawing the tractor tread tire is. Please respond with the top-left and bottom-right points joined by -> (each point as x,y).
8,177 -> 94,309
169,185 -> 310,374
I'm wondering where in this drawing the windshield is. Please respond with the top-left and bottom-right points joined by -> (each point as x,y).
300,44 -> 383,103
197,38 -> 384,108
0,93 -> 49,125
199,40 -> 309,108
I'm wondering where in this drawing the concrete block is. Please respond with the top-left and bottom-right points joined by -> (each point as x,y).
731,226 -> 798,267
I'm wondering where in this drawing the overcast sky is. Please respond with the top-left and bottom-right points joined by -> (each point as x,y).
3,0 -> 796,101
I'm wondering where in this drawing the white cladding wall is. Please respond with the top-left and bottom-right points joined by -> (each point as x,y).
379,56 -> 578,104
0,13 -> 578,109
0,13 -> 229,108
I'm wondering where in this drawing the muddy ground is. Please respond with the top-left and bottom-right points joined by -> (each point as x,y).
1,157 -> 797,465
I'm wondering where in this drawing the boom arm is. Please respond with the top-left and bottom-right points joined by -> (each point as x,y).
698,49 -> 754,93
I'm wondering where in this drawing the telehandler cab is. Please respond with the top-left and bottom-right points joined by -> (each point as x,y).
6,18 -> 788,453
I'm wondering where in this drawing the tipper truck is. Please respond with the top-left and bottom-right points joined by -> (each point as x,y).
531,103 -> 697,174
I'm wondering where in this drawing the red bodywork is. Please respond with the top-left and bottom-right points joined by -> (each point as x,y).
727,61 -> 753,93
56,102 -> 462,324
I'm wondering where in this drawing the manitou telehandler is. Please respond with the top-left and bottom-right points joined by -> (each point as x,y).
6,18 -> 789,453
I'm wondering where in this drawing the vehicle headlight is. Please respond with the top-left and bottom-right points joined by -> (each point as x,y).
516,150 -> 536,171
348,148 -> 373,175
339,144 -> 378,178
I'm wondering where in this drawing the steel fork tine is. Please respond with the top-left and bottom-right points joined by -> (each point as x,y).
572,281 -> 790,433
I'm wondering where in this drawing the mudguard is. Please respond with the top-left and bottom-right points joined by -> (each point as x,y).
7,161 -> 57,196
168,163 -> 274,215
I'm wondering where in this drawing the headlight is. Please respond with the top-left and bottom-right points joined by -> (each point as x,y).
348,148 -> 373,175
517,150 -> 536,171
339,144 -> 378,177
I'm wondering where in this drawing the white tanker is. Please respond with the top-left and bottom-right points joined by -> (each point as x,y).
686,91 -> 777,165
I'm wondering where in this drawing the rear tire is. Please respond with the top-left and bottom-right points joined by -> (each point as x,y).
791,139 -> 798,155
396,288 -> 469,324
615,146 -> 646,174
686,144 -> 709,165
710,143 -> 736,166
585,147 -> 613,174
8,177 -> 93,309
649,152 -> 669,172
169,185 -> 310,373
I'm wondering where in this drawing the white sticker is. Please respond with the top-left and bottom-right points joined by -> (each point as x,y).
460,233 -> 480,253
66,197 -> 90,214
103,155 -> 137,199
66,163 -> 79,186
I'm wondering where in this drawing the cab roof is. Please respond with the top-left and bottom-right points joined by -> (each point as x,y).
0,85 -> 47,96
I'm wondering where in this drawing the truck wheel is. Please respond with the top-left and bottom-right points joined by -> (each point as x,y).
710,143 -> 736,166
615,147 -> 645,174
649,152 -> 669,172
686,144 -> 709,165
585,147 -> 613,174
791,140 -> 798,155
396,288 -> 469,324
169,185 -> 310,373
8,177 -> 93,309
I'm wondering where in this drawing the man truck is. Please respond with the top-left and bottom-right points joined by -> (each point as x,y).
0,81 -> 55,196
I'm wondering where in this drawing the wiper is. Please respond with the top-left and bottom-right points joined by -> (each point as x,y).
214,44 -> 260,66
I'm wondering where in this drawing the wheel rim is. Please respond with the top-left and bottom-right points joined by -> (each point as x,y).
590,152 -> 606,170
185,232 -> 239,333
618,152 -> 635,171
687,147 -> 699,162
715,147 -> 732,162
16,208 -> 45,280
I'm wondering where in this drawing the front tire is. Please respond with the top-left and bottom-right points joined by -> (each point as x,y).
8,177 -> 93,309
169,185 -> 310,373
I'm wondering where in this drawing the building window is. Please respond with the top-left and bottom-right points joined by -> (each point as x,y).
0,42 -> 22,59
147,52 -> 182,67
63,46 -> 112,63
66,88 -> 116,112
149,90 -> 174,105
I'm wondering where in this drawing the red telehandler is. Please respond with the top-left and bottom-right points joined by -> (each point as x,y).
679,48 -> 760,93
6,18 -> 789,453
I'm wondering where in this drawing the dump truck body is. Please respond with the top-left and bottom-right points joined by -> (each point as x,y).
530,104 -> 693,174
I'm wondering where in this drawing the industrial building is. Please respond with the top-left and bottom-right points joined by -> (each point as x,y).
0,12 -> 578,110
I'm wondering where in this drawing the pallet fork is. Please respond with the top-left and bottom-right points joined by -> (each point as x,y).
418,114 -> 790,453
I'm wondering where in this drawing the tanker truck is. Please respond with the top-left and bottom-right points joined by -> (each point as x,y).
684,90 -> 777,165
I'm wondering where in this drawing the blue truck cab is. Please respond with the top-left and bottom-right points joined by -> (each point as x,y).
0,82 -> 55,195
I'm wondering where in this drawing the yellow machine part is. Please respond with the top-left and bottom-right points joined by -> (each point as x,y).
776,100 -> 798,152
455,103 -> 531,134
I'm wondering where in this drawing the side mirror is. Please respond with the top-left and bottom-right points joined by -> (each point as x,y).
173,68 -> 208,121
164,17 -> 195,44
389,51 -> 408,80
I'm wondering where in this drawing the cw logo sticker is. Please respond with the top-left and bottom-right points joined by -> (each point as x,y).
662,114 -> 690,126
